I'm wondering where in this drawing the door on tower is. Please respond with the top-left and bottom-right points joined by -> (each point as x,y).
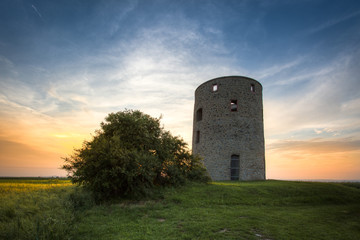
230,155 -> 240,180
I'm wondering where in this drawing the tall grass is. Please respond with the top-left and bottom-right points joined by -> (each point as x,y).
0,178 -> 93,240
1,179 -> 359,239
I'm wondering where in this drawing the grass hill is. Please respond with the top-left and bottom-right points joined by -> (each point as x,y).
1,179 -> 359,239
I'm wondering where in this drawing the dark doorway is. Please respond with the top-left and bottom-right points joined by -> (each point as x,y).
230,155 -> 240,180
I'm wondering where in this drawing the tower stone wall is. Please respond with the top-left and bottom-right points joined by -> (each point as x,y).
192,76 -> 265,181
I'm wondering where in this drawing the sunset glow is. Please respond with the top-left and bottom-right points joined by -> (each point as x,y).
1,0 -> 359,180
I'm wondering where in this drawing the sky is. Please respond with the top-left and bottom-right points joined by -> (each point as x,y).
0,0 -> 359,180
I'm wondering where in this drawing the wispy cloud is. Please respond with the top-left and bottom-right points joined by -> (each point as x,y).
31,4 -> 43,19
307,10 -> 360,35
0,13 -> 237,150
58,17 -> 238,143
314,128 -> 338,136
256,58 -> 303,79
0,55 -> 18,79
264,48 -> 360,138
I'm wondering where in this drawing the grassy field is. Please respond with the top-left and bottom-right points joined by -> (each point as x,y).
0,178 -> 76,240
1,179 -> 359,240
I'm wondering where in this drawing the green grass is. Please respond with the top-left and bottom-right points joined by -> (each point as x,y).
0,178 -> 77,240
73,180 -> 360,240
1,179 -> 359,240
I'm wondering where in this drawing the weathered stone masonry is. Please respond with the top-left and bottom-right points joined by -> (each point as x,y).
192,76 -> 265,181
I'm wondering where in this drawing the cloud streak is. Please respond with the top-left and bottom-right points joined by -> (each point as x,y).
264,47 -> 360,137
31,4 -> 43,19
307,10 -> 360,35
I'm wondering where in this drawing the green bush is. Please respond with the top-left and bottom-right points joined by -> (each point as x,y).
62,110 -> 209,201
68,187 -> 95,211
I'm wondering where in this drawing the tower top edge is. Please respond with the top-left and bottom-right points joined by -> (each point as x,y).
195,76 -> 262,92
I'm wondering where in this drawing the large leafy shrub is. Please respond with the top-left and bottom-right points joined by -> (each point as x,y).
62,110 -> 209,200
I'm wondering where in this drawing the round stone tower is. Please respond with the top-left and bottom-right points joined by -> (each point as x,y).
192,76 -> 265,181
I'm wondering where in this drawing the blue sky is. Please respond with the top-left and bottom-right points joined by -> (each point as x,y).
1,0 -> 360,179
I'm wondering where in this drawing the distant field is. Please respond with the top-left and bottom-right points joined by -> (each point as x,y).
0,178 -> 72,192
0,178 -> 75,240
1,179 -> 359,240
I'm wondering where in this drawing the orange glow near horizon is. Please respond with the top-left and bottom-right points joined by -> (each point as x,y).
1,115 -> 359,180
266,139 -> 360,180
0,92 -> 359,179
0,116 -> 93,177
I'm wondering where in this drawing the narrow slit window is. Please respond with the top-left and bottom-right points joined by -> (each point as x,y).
196,108 -> 203,122
251,84 -> 255,92
230,155 -> 240,180
230,100 -> 238,112
196,131 -> 200,143
212,84 -> 218,92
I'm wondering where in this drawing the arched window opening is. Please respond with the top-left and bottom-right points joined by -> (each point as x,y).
230,155 -> 240,180
196,108 -> 203,122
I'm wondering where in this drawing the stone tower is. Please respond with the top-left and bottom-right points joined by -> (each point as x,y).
192,76 -> 265,181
